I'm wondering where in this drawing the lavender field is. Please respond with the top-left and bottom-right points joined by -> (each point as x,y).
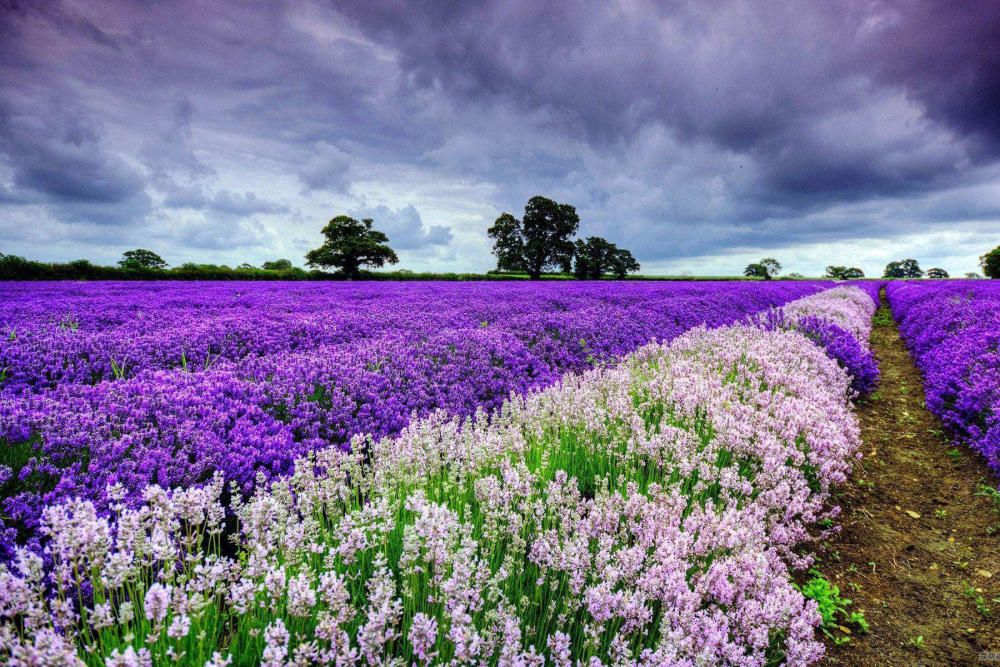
0,281 -> 883,665
0,281 -> 837,544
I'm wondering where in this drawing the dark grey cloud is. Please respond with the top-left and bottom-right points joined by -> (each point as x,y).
0,95 -> 152,223
861,0 -> 1000,154
162,186 -> 289,218
0,0 -> 998,273
334,0 -> 994,204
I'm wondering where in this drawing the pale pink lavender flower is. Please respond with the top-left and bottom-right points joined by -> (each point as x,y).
143,582 -> 171,626
408,612 -> 438,664
286,572 -> 316,618
103,646 -> 152,667
167,613 -> 191,640
261,618 -> 289,667
204,653 -> 232,667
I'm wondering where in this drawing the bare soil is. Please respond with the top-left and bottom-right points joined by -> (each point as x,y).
817,295 -> 1000,665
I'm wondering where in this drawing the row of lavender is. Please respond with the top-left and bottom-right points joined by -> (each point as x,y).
888,281 -> 1000,477
0,281 -> 842,397
0,281 -> 839,556
1,286 -> 877,666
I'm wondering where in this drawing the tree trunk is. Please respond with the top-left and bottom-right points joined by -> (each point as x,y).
344,262 -> 361,280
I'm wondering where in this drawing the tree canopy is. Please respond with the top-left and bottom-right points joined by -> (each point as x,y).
573,237 -> 641,279
926,267 -> 949,279
883,259 -> 923,279
743,258 -> 781,280
118,249 -> 167,270
262,259 -> 293,271
486,213 -> 525,273
824,265 -> 865,280
488,196 -> 579,279
981,246 -> 1000,279
609,247 -> 640,279
305,216 -> 399,278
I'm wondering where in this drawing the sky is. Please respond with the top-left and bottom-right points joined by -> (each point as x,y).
1,0 -> 998,276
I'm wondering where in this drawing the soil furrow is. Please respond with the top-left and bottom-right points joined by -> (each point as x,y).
819,292 -> 1000,665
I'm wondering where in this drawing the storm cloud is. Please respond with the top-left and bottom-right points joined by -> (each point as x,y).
0,0 -> 998,274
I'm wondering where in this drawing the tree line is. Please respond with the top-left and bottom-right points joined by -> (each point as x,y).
0,195 -> 643,282
740,252 -> 1000,280
0,251 -> 325,281
3,200 -> 999,280
0,252 -> 559,282
880,257 -> 989,279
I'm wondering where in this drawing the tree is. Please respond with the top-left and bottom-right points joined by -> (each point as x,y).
824,265 -> 845,279
744,258 -> 781,280
759,258 -> 781,278
609,247 -> 640,279
304,216 -> 399,278
488,196 -> 579,279
573,237 -> 614,279
119,249 -> 167,270
966,272 -> 983,279
262,259 -> 293,271
486,213 -> 525,273
926,267 -> 949,279
883,259 -> 923,279
843,267 -> 865,280
981,246 -> 1000,279
0,253 -> 31,280
572,237 -> 640,279
824,265 -> 865,280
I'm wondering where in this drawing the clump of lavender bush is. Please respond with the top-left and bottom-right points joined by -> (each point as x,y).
795,316 -> 879,396
753,286 -> 880,398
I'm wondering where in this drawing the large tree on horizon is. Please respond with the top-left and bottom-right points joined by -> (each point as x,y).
488,196 -> 579,279
305,216 -> 398,278
981,246 -> 1000,278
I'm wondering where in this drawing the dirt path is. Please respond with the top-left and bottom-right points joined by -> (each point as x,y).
818,294 -> 1000,666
